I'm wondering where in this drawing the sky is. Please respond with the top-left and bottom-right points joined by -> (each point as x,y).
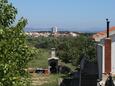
9,0 -> 115,32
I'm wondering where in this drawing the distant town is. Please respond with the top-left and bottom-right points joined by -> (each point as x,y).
25,26 -> 80,37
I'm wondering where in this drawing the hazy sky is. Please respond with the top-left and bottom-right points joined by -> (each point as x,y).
9,0 -> 115,32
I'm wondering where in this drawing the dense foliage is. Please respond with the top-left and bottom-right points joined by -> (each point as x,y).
27,35 -> 96,67
0,0 -> 17,27
0,0 -> 34,86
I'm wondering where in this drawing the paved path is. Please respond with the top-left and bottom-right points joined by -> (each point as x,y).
31,73 -> 49,86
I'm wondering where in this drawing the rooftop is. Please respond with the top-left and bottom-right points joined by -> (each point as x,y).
92,26 -> 115,41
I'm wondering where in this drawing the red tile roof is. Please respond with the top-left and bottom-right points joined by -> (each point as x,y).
92,26 -> 115,41
104,26 -> 115,34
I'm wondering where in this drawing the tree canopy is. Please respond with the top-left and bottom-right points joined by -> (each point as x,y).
27,35 -> 96,67
0,0 -> 34,86
0,0 -> 17,27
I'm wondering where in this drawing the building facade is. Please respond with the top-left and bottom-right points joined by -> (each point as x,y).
94,26 -> 115,74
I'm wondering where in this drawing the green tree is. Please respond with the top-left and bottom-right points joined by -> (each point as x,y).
0,0 -> 17,27
56,36 -> 82,65
0,0 -> 34,86
83,37 -> 96,62
27,35 -> 96,67
26,35 -> 96,84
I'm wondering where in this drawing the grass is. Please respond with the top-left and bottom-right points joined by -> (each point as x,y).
40,74 -> 59,86
27,49 -> 50,68
27,48 -> 76,70
30,74 -> 60,86
27,49 -> 61,86
27,48 -> 76,86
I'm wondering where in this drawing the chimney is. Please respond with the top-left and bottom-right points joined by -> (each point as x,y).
51,48 -> 56,57
104,19 -> 111,74
106,19 -> 110,38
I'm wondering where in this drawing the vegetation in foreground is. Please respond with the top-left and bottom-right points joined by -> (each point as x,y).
0,0 -> 35,85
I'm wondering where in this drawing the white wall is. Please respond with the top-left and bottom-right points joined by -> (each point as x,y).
112,42 -> 115,73
99,34 -> 115,73
97,44 -> 103,79
102,46 -> 105,73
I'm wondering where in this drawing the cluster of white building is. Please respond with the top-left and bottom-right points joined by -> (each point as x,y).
25,27 -> 79,37
25,31 -> 79,37
25,32 -> 50,37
